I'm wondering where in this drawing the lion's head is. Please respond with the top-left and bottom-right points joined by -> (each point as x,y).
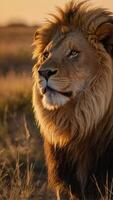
33,1 -> 113,147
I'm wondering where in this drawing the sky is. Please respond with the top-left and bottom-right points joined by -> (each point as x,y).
0,0 -> 113,26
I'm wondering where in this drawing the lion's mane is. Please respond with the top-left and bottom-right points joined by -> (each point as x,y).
33,1 -> 113,199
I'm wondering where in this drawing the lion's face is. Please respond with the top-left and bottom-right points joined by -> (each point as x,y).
36,30 -> 98,110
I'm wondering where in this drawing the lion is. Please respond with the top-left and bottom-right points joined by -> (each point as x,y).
32,1 -> 113,199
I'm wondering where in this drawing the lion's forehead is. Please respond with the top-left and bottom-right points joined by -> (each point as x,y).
44,30 -> 92,56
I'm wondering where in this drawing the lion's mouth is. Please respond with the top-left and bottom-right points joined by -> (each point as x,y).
42,86 -> 72,97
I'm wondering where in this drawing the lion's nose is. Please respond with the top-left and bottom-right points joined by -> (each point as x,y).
38,69 -> 57,80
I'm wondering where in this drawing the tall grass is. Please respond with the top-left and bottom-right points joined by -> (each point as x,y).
0,25 -> 55,199
0,72 -> 55,199
0,117 -> 53,200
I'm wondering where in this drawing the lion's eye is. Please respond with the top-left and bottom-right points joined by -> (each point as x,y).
67,49 -> 79,59
43,51 -> 49,60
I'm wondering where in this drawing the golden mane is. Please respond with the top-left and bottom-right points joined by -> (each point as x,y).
33,0 -> 113,58
32,1 -> 113,199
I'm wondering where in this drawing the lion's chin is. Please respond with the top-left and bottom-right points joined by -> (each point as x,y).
42,90 -> 70,110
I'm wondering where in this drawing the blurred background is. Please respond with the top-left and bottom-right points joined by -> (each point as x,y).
0,0 -> 113,199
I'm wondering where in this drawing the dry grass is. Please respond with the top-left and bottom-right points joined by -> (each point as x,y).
0,72 -> 32,117
0,72 -> 32,103
0,25 -> 55,199
0,72 -> 55,200
0,118 -> 54,200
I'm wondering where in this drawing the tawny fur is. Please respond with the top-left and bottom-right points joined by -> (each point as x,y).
32,1 -> 113,199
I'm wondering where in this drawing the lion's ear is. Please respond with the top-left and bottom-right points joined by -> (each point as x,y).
96,23 -> 113,54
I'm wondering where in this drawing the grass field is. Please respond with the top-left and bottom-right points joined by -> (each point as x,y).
0,26 -> 55,200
